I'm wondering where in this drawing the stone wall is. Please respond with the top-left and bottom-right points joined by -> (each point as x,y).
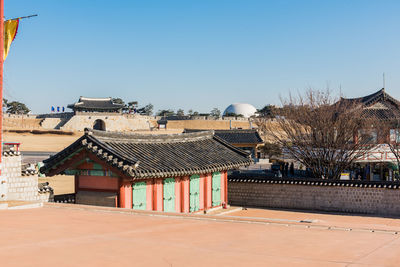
40,117 -> 70,129
165,119 -> 254,130
1,155 -> 22,200
60,114 -> 151,132
228,179 -> 400,216
8,175 -> 41,201
4,117 -> 43,130
1,154 -> 53,202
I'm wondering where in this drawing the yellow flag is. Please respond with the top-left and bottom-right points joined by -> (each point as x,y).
4,19 -> 19,60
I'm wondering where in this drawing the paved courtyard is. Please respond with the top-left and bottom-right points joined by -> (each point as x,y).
1,205 -> 400,266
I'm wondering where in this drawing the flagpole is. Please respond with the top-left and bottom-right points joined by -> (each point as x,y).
6,14 -> 37,21
0,0 -> 4,176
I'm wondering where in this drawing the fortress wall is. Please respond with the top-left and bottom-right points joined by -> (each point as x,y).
165,120 -> 253,130
3,117 -> 43,130
60,115 -> 151,132
40,118 -> 64,129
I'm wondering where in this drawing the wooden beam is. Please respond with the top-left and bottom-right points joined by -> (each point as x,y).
48,151 -> 89,177
84,152 -> 131,181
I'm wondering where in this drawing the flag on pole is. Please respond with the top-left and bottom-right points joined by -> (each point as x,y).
4,19 -> 19,60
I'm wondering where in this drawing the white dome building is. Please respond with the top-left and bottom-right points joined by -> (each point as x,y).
223,103 -> 257,118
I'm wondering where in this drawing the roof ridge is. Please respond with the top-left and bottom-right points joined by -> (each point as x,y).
85,128 -> 215,143
79,96 -> 113,101
341,88 -> 384,101
212,135 -> 252,157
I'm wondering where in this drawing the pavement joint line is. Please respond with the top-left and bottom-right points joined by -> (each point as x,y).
43,204 -> 400,235
215,207 -> 243,216
348,231 -> 400,265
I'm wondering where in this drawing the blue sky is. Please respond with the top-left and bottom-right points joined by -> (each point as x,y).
4,0 -> 400,114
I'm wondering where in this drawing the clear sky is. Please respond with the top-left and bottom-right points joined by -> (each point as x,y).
4,0 -> 400,114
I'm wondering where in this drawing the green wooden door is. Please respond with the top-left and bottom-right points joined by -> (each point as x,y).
132,182 -> 147,210
212,172 -> 221,207
163,178 -> 175,212
190,175 -> 200,212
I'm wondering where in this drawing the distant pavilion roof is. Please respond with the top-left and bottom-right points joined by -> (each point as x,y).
184,129 -> 263,145
40,129 -> 252,179
67,97 -> 124,112
339,88 -> 400,120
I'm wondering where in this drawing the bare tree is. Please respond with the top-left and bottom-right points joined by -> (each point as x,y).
388,138 -> 400,175
379,124 -> 400,176
259,142 -> 282,159
210,108 -> 221,118
257,89 -> 376,180
176,109 -> 185,116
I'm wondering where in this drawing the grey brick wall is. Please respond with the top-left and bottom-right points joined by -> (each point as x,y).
228,182 -> 400,216
2,155 -> 53,202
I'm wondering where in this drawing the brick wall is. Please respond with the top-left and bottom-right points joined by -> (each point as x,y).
228,180 -> 400,216
2,155 -> 53,202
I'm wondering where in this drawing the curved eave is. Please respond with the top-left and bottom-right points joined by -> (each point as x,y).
129,159 -> 252,180
40,136 -> 138,177
40,130 -> 253,179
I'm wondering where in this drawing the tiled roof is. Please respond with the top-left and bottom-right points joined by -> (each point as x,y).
38,182 -> 54,194
40,129 -> 252,179
67,97 -> 124,110
339,88 -> 400,120
184,129 -> 263,145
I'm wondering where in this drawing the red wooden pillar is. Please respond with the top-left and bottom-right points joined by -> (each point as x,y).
220,171 -> 225,206
74,174 -> 79,194
205,173 -> 212,209
225,171 -> 228,204
199,175 -> 205,210
119,180 -> 132,209
175,177 -> 182,213
181,176 -> 190,213
146,180 -> 153,211
0,0 -> 4,173
154,178 -> 163,211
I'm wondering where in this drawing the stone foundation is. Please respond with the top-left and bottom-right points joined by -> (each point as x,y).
76,191 -> 117,207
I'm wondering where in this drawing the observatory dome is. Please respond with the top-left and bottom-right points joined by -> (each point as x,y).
223,103 -> 257,118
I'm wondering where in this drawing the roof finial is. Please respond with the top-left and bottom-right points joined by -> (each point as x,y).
383,72 -> 385,91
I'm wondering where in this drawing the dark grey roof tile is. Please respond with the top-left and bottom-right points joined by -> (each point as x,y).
41,129 -> 252,179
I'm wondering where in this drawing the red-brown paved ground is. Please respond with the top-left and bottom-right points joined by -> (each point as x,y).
228,208 -> 400,232
1,205 -> 400,267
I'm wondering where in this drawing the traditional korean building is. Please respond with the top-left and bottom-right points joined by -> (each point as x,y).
40,129 -> 251,212
67,97 -> 124,114
339,88 -> 400,180
340,88 -> 400,122
185,129 -> 263,158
